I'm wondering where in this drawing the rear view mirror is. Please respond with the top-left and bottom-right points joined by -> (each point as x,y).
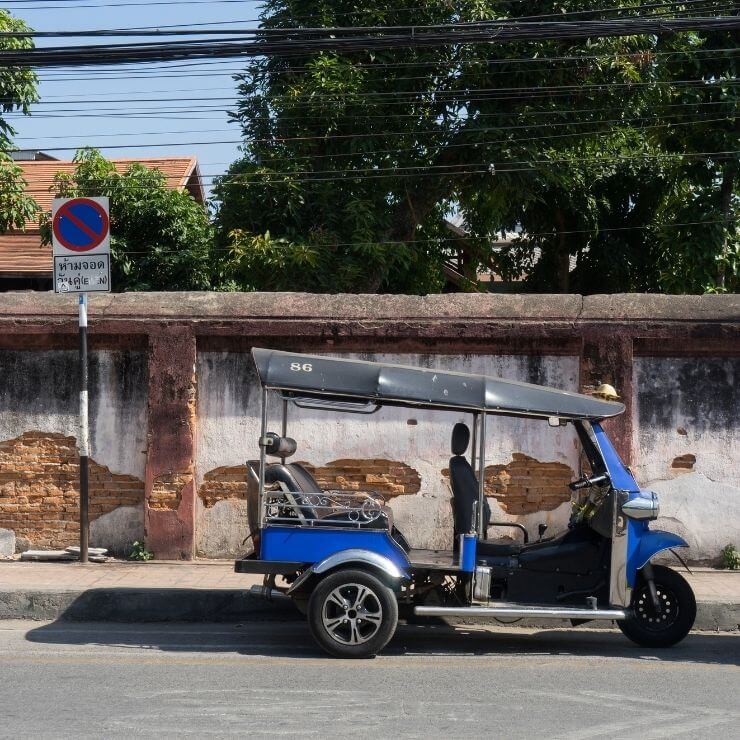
548,416 -> 566,427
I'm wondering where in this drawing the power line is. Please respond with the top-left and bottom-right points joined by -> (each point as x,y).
1,17 -> 738,68
12,104 -> 728,144
9,113 -> 734,154
15,151 -> 738,191
21,220 -> 735,257
8,79 -> 736,107
34,46 -> 738,82
5,0 -> 736,35
12,113 -> 731,156
4,79 -> 736,113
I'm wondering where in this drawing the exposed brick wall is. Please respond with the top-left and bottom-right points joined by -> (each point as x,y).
444,453 -> 573,515
671,453 -> 696,471
149,472 -> 192,510
484,454 -> 573,514
196,459 -> 420,508
0,431 -> 144,548
300,459 -> 421,499
198,466 -> 248,508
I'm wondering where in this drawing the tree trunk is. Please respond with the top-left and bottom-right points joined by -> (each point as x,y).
717,162 -> 736,290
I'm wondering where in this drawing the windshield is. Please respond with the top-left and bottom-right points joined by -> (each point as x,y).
589,422 -> 639,492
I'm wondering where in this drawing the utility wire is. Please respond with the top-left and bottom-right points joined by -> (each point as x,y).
34,46 -> 738,81
4,0 -> 736,35
17,151 -> 739,190
13,104 -> 728,143
19,221 -> 734,258
12,113 -> 731,156
1,18 -> 738,68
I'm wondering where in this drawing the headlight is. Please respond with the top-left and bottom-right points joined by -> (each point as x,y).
622,491 -> 660,521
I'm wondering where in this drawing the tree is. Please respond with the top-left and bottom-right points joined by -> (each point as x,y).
650,29 -> 738,293
0,9 -> 39,233
215,0 -> 736,294
40,149 -> 214,291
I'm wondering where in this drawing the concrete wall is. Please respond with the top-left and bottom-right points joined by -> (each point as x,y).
634,356 -> 739,563
0,292 -> 737,563
0,349 -> 147,554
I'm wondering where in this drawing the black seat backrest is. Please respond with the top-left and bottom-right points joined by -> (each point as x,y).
266,463 -> 322,493
265,462 -> 323,519
449,422 -> 490,538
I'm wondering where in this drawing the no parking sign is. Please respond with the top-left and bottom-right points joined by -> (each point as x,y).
52,197 -> 111,293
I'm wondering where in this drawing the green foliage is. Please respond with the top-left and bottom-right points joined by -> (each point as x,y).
128,540 -> 154,562
0,9 -> 39,234
40,149 -> 214,291
215,0 -> 738,294
720,544 -> 740,570
0,153 -> 39,233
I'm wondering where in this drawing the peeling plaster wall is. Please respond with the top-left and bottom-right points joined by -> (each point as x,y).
0,350 -> 148,479
0,350 -> 147,551
196,351 -> 580,555
634,356 -> 739,562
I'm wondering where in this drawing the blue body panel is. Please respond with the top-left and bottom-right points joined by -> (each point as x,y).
261,526 -> 410,573
591,423 -> 688,586
629,527 -> 689,577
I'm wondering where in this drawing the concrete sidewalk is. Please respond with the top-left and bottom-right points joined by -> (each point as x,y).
0,561 -> 738,630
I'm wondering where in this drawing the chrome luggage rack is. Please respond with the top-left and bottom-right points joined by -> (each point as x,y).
264,488 -> 388,528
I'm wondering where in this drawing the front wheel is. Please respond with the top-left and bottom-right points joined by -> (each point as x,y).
307,569 -> 398,658
618,564 -> 696,648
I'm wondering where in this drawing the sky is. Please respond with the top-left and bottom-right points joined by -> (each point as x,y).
5,0 -> 264,198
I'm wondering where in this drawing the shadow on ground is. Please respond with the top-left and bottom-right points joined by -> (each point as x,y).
24,616 -> 740,666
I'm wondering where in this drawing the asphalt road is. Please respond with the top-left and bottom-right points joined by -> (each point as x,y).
0,620 -> 738,739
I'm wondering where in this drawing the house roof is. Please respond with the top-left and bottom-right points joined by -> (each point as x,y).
0,156 -> 204,277
0,233 -> 48,276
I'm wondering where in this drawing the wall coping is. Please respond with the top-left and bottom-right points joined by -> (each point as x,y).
0,292 -> 738,323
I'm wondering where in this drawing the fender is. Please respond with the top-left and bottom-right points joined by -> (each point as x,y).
628,529 -> 689,584
287,549 -> 408,594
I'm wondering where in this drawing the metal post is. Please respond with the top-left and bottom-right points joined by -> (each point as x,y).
280,397 -> 288,463
477,412 -> 487,538
257,387 -> 268,528
471,412 -> 478,470
78,293 -> 89,564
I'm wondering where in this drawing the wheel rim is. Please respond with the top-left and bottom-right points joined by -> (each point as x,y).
321,583 -> 384,645
634,583 -> 680,631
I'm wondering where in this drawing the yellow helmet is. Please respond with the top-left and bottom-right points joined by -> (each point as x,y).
592,383 -> 620,401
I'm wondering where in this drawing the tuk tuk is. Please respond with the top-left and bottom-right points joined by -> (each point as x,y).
236,348 -> 696,658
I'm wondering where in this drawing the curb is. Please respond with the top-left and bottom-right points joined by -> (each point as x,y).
0,588 -> 299,623
0,588 -> 737,631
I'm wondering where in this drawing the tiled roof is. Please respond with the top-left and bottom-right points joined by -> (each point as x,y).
0,156 -> 203,276
0,232 -> 49,276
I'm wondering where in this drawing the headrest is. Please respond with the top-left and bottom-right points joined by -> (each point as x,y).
263,432 -> 297,458
451,423 -> 470,456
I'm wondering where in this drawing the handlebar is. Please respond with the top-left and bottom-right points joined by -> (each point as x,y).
569,473 -> 610,491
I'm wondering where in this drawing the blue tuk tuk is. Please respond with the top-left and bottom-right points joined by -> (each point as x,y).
236,348 -> 695,658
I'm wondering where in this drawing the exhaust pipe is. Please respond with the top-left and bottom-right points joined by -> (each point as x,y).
248,584 -> 290,601
414,604 -> 627,620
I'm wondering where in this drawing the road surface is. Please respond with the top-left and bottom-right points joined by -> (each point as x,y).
0,620 -> 738,738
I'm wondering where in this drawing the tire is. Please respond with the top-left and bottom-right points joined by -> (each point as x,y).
307,568 -> 399,658
618,564 -> 696,648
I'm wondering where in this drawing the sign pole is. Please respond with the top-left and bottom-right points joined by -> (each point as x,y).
79,293 -> 89,564
51,196 -> 111,562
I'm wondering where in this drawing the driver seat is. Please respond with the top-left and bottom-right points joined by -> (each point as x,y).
449,423 -> 522,557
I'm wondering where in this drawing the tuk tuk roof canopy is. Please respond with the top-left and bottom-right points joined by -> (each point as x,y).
251,348 -> 625,420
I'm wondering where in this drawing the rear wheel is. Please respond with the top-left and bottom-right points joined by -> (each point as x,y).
618,564 -> 696,648
307,569 -> 398,658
